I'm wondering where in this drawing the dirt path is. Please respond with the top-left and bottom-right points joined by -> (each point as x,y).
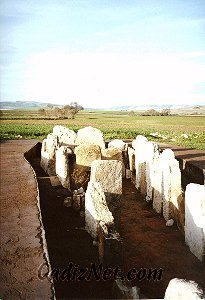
121,179 -> 205,299
0,140 -> 53,299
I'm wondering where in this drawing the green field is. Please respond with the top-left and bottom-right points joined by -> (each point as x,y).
0,110 -> 205,150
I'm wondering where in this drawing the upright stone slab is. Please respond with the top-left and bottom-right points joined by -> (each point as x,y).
90,160 -> 122,195
152,154 -> 163,214
128,146 -> 135,184
135,135 -> 148,196
56,146 -> 72,189
185,183 -> 205,262
160,149 -> 183,222
75,144 -> 101,168
75,126 -> 105,149
40,133 -> 59,175
85,181 -> 114,239
90,160 -> 122,229
164,278 -> 204,299
53,125 -> 76,145
145,142 -> 160,202
108,139 -> 127,151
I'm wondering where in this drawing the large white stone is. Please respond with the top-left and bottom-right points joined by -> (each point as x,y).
164,278 -> 204,299
56,146 -> 72,189
145,142 -> 160,202
161,149 -> 182,221
40,133 -> 59,175
185,183 -> 205,262
135,135 -> 149,195
108,139 -> 128,151
53,125 -> 76,145
75,126 -> 105,149
128,147 -> 135,171
75,144 -> 101,167
90,160 -> 122,195
85,181 -> 114,239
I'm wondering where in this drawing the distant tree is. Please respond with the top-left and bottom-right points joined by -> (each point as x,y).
141,109 -> 160,116
128,110 -> 135,116
38,108 -> 46,116
160,108 -> 171,116
64,102 -> 84,119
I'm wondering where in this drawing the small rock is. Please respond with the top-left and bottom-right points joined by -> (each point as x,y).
166,219 -> 174,227
63,197 -> 72,207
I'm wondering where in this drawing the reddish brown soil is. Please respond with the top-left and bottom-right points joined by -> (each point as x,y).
121,179 -> 205,299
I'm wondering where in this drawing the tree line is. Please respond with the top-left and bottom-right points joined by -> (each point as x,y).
38,102 -> 84,119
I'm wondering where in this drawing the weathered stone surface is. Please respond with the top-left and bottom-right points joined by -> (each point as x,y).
90,160 -> 122,195
164,278 -> 204,299
161,149 -> 183,222
56,146 -> 72,189
53,125 -> 76,145
75,126 -> 105,149
71,165 -> 90,190
128,147 -> 135,171
90,160 -> 122,230
185,183 -> 205,262
135,135 -> 149,196
132,135 -> 148,150
145,142 -> 160,202
102,148 -> 123,161
40,133 -> 59,175
75,144 -> 101,168
108,139 -> 128,151
85,181 -> 114,239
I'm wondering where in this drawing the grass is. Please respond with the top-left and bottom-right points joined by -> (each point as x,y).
0,110 -> 205,150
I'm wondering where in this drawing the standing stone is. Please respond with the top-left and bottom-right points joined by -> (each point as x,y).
75,126 -> 105,149
152,155 -> 163,214
85,181 -> 114,239
75,144 -> 101,168
53,125 -> 76,145
108,139 -> 127,151
160,149 -> 183,222
90,160 -> 122,195
135,135 -> 148,196
145,142 -> 160,202
40,133 -> 59,175
128,147 -> 135,171
185,183 -> 205,262
164,278 -> 204,299
56,146 -> 72,189
90,160 -> 122,230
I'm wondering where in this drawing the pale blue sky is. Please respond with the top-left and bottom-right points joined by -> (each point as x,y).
1,0 -> 205,108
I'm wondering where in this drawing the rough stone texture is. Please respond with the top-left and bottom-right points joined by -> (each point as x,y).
71,165 -> 90,190
145,142 -> 160,202
53,125 -> 76,145
75,126 -> 105,149
56,146 -> 72,189
85,181 -> 114,239
161,149 -> 183,222
108,139 -> 128,151
135,135 -> 148,196
40,133 -> 59,175
102,147 -> 123,161
0,140 -> 54,299
90,160 -> 122,195
185,183 -> 205,262
164,278 -> 204,299
152,155 -> 163,214
128,147 -> 135,171
75,143 -> 101,168
113,279 -> 140,299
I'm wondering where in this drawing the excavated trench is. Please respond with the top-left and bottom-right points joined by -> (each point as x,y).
28,145 -> 205,299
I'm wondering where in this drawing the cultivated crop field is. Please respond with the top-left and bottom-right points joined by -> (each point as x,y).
0,110 -> 205,150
